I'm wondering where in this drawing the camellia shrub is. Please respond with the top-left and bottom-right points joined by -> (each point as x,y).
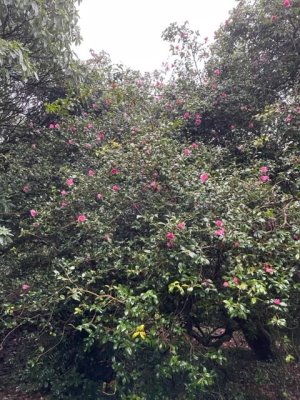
0,0 -> 300,399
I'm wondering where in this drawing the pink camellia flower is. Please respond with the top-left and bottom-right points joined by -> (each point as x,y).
191,142 -> 199,149
183,112 -> 190,120
271,15 -> 278,22
167,232 -> 175,241
49,123 -> 54,129
215,228 -> 225,236
273,298 -> 281,305
260,175 -> 270,183
285,114 -> 293,123
248,122 -> 254,129
215,220 -> 223,227
68,139 -> 75,145
283,0 -> 291,8
77,214 -> 87,223
233,276 -> 239,285
223,281 -> 229,288
184,148 -> 191,156
261,166 -> 268,173
60,201 -> 68,208
112,185 -> 120,192
97,132 -> 105,141
88,169 -> 95,177
195,118 -> 202,126
23,185 -> 30,193
66,178 -> 74,187
61,190 -> 68,196
214,68 -> 221,76
54,123 -> 60,129
96,193 -> 103,200
111,168 -> 120,175
84,143 -> 92,150
264,265 -> 274,274
30,209 -> 38,218
230,124 -> 236,130
177,222 -> 186,230
200,173 -> 209,183
150,180 -> 158,191
22,283 -> 30,290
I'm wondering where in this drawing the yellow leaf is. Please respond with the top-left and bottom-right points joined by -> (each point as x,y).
140,332 -> 146,340
132,324 -> 146,339
136,324 -> 145,332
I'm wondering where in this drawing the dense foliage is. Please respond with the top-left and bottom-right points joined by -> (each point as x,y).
1,0 -> 300,399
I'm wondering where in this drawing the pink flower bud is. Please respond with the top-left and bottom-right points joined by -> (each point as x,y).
233,277 -> 239,285
260,175 -> 270,183
177,222 -> 186,230
30,209 -> 38,218
261,166 -> 268,173
77,214 -> 87,223
200,173 -> 209,183
215,228 -> 225,236
283,0 -> 291,8
66,178 -> 74,187
166,232 -> 175,241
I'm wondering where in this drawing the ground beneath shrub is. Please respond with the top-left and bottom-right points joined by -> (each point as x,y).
0,331 -> 299,399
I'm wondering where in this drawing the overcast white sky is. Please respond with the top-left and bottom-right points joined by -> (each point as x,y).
75,0 -> 237,72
